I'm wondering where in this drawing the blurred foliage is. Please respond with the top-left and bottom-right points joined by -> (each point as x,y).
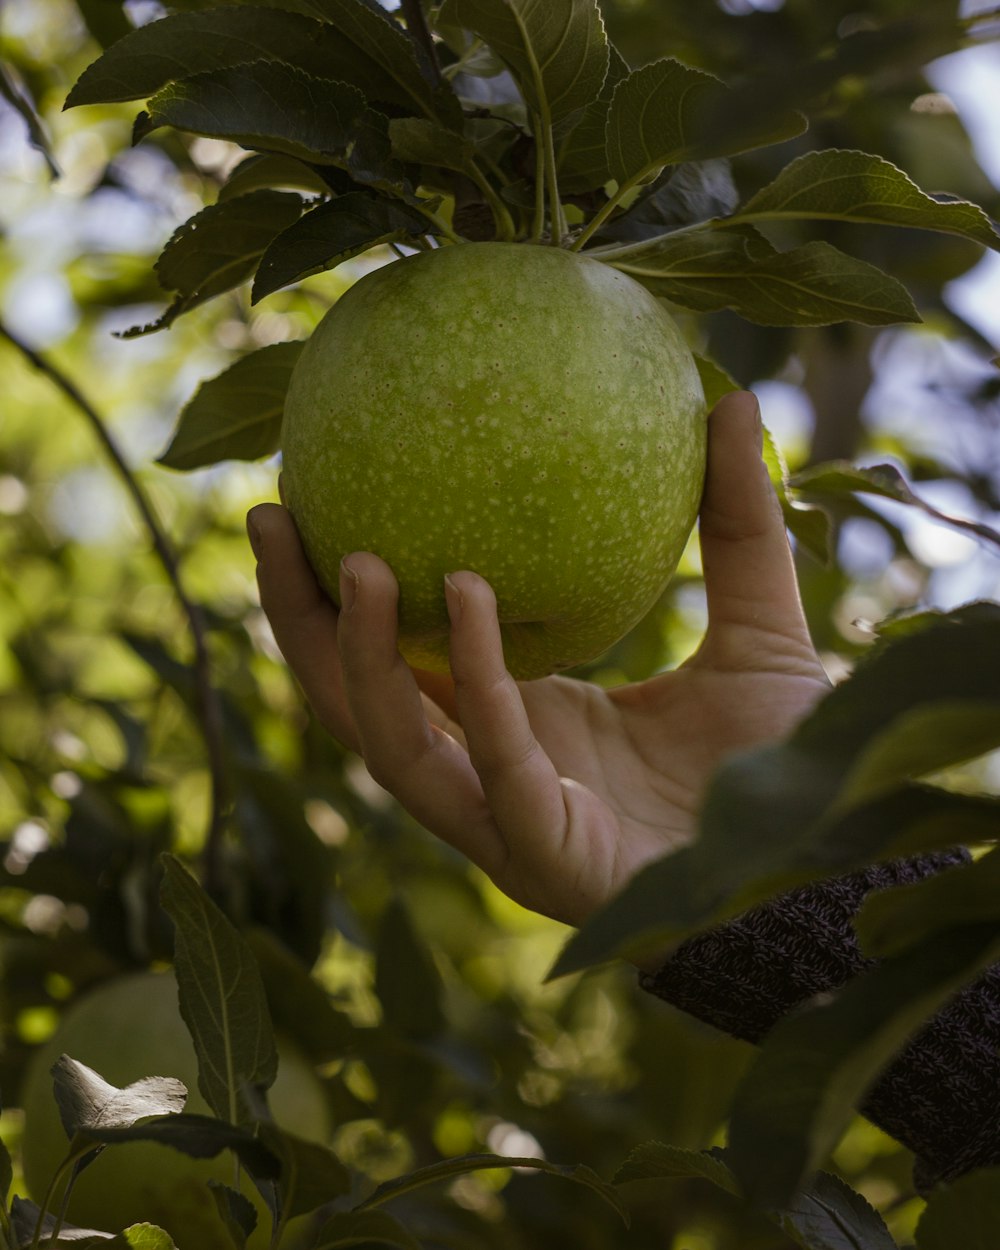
0,1 -> 999,1248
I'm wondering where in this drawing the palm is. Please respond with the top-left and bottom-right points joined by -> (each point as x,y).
249,393 -> 829,931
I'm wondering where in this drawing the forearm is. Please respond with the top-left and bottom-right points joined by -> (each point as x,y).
638,849 -> 1000,1186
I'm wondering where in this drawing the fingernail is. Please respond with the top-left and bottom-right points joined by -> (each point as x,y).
246,509 -> 264,561
339,557 -> 359,612
444,573 -> 463,623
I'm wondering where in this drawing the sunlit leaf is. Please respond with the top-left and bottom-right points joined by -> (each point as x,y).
158,341 -> 303,469
51,1054 -> 186,1140
733,149 -> 1000,253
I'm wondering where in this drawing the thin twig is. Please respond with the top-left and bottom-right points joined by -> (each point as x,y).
1,321 -> 231,891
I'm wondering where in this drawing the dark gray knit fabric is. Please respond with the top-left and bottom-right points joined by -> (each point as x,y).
638,850 -> 1000,1188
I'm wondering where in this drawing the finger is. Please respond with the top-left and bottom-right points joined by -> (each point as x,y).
444,571 -> 569,847
696,391 -> 817,668
247,503 -> 359,751
336,553 -> 501,868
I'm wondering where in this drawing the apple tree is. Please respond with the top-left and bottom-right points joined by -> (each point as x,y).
1,1 -> 999,1248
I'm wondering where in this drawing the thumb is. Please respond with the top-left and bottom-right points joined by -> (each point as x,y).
695,391 -> 819,671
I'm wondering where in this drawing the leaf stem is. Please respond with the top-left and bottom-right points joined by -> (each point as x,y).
415,201 -> 463,243
467,162 -> 517,241
530,132 -> 546,243
570,176 -> 638,251
0,322 -> 232,894
538,106 -> 567,244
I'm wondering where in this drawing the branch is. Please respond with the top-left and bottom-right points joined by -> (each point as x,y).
0,321 -> 231,892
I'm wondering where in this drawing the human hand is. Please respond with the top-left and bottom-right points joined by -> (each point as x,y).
247,391 -> 829,933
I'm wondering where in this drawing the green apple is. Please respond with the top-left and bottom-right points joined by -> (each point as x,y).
281,242 -> 707,679
19,970 -> 330,1246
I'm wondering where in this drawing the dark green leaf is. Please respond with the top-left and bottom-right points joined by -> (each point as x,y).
136,62 -> 410,198
440,0 -> 609,124
778,1170 -> 900,1250
605,58 -> 806,190
612,1146 -> 899,1250
253,195 -> 429,302
257,1123 -> 352,1220
158,341 -> 304,470
207,1181 -> 257,1247
613,1142 -> 739,1193
51,1054 -> 186,1139
86,1112 -> 281,1181
74,0 -> 133,50
791,461 -> 1000,550
915,1166 -> 1000,1250
64,5 -> 438,115
219,154 -> 332,202
856,847 -> 1000,960
375,897 -> 446,1040
733,149 -> 1000,254
602,228 -> 920,326
762,425 -> 831,565
0,1120 -> 14,1206
313,1208 -> 422,1250
727,925 -> 1000,1207
160,855 -> 279,1127
358,1152 -> 629,1224
595,159 -> 739,242
388,115 -> 475,172
10,1196 -> 119,1246
120,190 -> 304,338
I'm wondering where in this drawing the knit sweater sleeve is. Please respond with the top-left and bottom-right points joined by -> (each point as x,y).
637,849 -> 1000,1188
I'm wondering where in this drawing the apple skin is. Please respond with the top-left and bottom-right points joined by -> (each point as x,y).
19,970 -> 330,1246
281,242 -> 707,679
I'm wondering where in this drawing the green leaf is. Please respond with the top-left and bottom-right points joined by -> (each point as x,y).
778,1171 -> 900,1250
158,340 -> 304,470
835,701 -> 1000,811
915,1166 -> 1000,1250
602,228 -> 920,326
856,846 -> 1000,960
613,1142 -> 739,1194
375,897 -> 446,1040
692,353 -> 738,410
257,1123 -> 352,1220
440,0 -> 609,124
357,1151 -> 629,1224
733,149 -> 1000,254
117,1225 -> 180,1249
0,1119 -> 14,1206
790,461 -> 1000,550
605,58 -> 806,190
208,1181 -> 257,1248
761,424 -> 831,565
556,41 -> 629,193
613,1146 -> 899,1250
388,115 -> 476,172
136,62 -> 410,197
295,0 -> 462,126
727,924 -> 1000,1208
65,7 -> 395,109
253,194 -> 429,302
313,1208 -> 422,1250
219,154 -> 332,202
120,190 -> 305,337
595,159 -> 739,243
85,1112 -> 281,1181
160,855 -> 279,1127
